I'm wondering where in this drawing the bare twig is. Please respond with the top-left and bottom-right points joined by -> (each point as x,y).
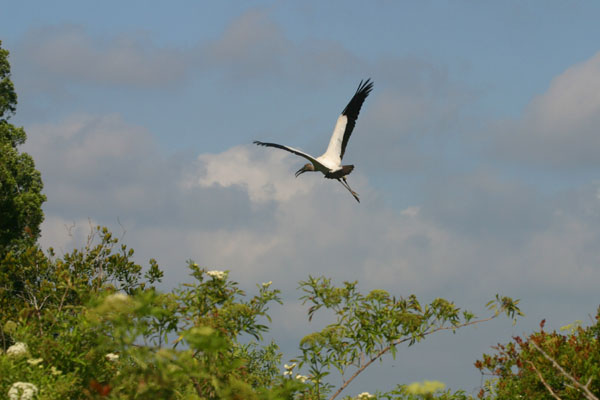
0,325 -> 6,351
48,284 -> 71,330
117,217 -> 127,242
65,221 -> 76,238
20,285 -> 45,337
189,376 -> 203,396
527,360 -> 562,400
530,341 -> 598,400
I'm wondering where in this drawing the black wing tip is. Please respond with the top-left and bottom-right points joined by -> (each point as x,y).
253,140 -> 265,146
356,78 -> 374,96
341,78 -> 374,117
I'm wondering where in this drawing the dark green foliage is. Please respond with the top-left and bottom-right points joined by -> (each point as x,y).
0,42 -> 17,119
0,40 -> 46,255
0,226 -> 163,340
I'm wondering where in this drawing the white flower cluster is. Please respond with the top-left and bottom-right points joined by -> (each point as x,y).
105,352 -> 119,362
101,292 -> 131,312
262,281 -> 273,288
27,358 -> 43,366
283,362 -> 296,376
8,382 -> 38,400
206,270 -> 227,280
105,292 -> 129,304
356,392 -> 374,399
6,342 -> 28,358
295,374 -> 309,383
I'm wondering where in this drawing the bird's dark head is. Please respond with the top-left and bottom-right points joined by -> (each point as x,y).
295,163 -> 314,177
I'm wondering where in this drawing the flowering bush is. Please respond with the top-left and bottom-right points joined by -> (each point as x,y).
6,343 -> 28,358
356,392 -> 375,399
206,270 -> 228,280
7,382 -> 38,400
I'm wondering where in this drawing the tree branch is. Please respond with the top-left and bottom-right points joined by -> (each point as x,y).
329,315 -> 498,400
530,341 -> 598,400
527,360 -> 562,400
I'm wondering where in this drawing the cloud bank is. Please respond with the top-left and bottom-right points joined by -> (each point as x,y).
493,51 -> 600,167
26,112 -> 600,300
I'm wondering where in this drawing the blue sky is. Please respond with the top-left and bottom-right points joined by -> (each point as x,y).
3,1 -> 600,395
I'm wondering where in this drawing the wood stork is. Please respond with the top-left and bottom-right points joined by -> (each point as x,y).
254,79 -> 373,203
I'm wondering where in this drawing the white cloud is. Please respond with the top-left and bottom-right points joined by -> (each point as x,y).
493,50 -> 600,167
186,145 -> 317,203
529,52 -> 600,131
401,206 -> 420,217
25,114 -> 162,215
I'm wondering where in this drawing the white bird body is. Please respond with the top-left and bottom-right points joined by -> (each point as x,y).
255,79 -> 373,202
315,155 -> 339,172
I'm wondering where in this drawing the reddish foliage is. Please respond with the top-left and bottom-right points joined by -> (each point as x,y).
89,379 -> 112,396
475,310 -> 600,399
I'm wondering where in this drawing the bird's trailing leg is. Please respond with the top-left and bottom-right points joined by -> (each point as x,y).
338,177 -> 360,203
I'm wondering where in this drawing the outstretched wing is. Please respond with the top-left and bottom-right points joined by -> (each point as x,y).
323,79 -> 374,163
253,141 -> 326,169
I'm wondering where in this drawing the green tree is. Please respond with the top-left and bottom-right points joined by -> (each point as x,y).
0,40 -> 46,255
295,278 -> 521,400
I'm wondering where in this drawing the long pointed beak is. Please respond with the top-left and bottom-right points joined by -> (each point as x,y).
295,167 -> 306,178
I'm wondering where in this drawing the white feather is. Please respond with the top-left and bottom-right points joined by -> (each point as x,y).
321,115 -> 347,168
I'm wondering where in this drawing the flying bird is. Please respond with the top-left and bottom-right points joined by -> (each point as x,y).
254,79 -> 373,203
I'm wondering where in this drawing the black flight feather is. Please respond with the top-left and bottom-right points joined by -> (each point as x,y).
339,78 -> 373,159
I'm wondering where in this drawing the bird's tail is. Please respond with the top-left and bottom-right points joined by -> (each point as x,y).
325,165 -> 355,180
341,165 -> 354,176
